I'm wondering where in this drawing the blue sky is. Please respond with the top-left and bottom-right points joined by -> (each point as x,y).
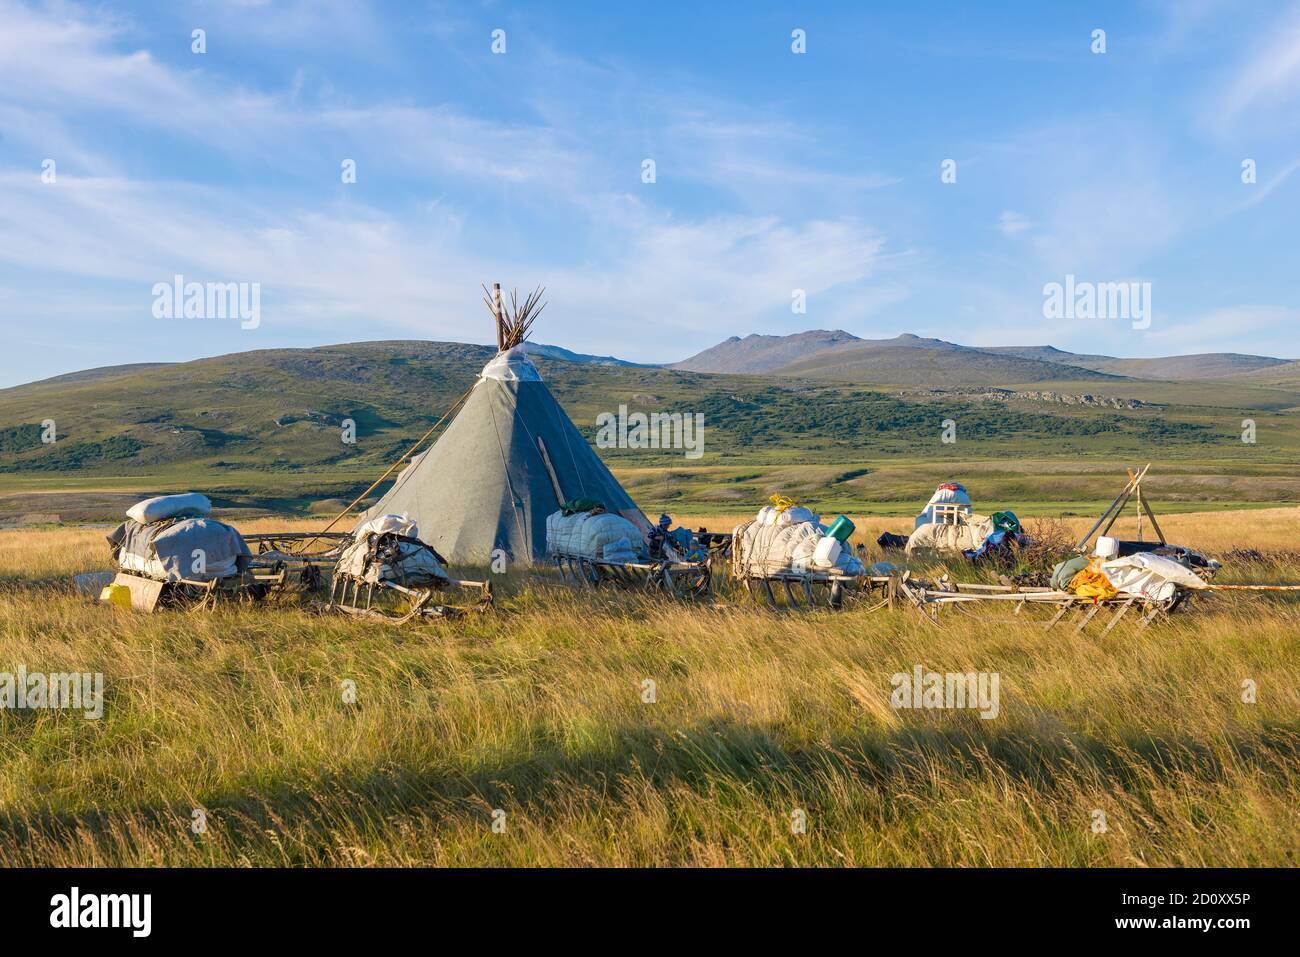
1,0 -> 1298,387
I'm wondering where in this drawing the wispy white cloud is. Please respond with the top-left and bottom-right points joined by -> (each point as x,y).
0,168 -> 890,365
1232,156 -> 1300,210
997,210 -> 1032,237
1202,1 -> 1300,136
1141,304 -> 1300,352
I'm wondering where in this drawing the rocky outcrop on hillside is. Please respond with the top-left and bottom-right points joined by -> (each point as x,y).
898,388 -> 1149,409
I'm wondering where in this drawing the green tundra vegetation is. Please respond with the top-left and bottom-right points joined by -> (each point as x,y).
1,340 -> 1299,521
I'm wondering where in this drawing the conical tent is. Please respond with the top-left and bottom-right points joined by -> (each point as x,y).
362,346 -> 650,566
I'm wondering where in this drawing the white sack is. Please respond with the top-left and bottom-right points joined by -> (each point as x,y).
905,513 -> 991,556
732,520 -> 864,577
127,492 -> 212,525
777,506 -> 819,526
546,510 -> 646,561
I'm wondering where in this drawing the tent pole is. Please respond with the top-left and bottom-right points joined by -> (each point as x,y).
493,282 -> 504,351
536,437 -> 566,507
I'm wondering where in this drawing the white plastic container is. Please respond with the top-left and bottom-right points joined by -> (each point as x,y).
1094,535 -> 1120,560
812,535 -> 842,568
756,506 -> 775,525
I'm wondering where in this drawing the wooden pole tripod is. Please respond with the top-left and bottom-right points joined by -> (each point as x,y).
1075,464 -> 1167,552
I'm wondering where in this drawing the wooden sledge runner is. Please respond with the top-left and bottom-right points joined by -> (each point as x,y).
728,559 -> 878,609
735,567 -> 863,609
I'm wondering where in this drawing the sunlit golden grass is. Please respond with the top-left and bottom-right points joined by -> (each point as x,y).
0,512 -> 1297,866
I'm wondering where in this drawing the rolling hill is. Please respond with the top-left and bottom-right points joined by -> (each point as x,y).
985,346 -> 1290,380
771,334 -> 1116,385
674,331 -> 1292,385
519,342 -> 655,368
0,338 -> 1257,482
1220,359 -> 1300,390
674,332 -> 1114,384
4,338 -> 1300,521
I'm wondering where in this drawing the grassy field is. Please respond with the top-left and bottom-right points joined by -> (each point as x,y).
0,512 -> 1296,866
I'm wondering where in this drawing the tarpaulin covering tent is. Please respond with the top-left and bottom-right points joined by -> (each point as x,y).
360,344 -> 649,567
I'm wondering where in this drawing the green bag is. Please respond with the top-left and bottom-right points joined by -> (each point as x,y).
990,511 -> 1022,535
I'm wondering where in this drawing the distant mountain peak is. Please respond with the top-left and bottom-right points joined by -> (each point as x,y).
674,331 -> 1290,383
670,329 -> 861,374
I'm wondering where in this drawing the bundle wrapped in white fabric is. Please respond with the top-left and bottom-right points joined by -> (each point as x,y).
1100,552 -> 1208,601
109,516 -> 250,581
905,513 -> 991,556
546,510 -> 644,563
126,492 -> 212,525
731,518 -> 864,577
336,515 -> 447,586
353,513 -> 419,539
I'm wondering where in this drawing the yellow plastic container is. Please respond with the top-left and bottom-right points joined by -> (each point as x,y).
100,583 -> 133,611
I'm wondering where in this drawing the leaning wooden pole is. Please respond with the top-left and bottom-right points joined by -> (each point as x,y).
1076,463 -> 1150,550
298,382 -> 477,552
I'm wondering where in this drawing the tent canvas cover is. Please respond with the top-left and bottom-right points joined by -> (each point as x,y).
361,346 -> 649,566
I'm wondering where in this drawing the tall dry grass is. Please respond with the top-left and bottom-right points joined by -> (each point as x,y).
0,515 -> 1296,866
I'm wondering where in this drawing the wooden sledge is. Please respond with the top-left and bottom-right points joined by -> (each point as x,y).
323,573 -> 492,623
242,531 -> 351,593
323,532 -> 492,623
877,572 -> 1191,633
731,567 -> 871,609
107,570 -> 267,613
551,552 -> 711,599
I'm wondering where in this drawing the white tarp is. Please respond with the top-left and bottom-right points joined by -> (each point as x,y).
1100,552 -> 1209,601
109,516 -> 251,581
479,346 -> 543,382
731,518 -> 865,577
546,510 -> 642,562
914,484 -> 972,529
354,514 -> 419,539
906,513 -> 992,556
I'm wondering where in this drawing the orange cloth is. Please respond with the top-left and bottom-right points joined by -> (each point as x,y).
1068,558 -> 1119,602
